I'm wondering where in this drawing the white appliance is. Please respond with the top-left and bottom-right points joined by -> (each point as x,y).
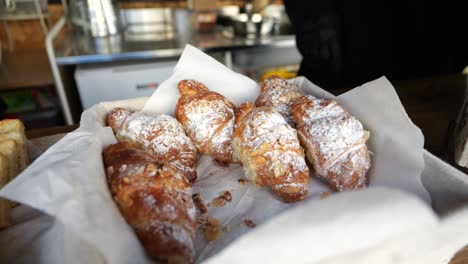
75,60 -> 177,109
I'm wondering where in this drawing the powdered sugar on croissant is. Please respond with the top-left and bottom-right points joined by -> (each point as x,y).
176,80 -> 238,163
255,76 -> 303,126
233,102 -> 310,203
107,108 -> 198,182
292,96 -> 371,191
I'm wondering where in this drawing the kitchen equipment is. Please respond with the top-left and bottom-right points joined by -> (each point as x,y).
120,8 -> 175,40
188,0 -> 217,32
231,13 -> 276,38
218,4 -> 292,36
75,60 -> 178,109
231,0 -> 276,37
69,0 -> 120,37
191,10 -> 217,32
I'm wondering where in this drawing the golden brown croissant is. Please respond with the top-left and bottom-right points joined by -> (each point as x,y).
255,76 -> 303,126
291,96 -> 371,191
103,142 -> 197,263
175,80 -> 238,163
107,108 -> 198,182
232,102 -> 310,203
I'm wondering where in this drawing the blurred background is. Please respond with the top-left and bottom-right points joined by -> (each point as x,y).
0,0 -> 467,161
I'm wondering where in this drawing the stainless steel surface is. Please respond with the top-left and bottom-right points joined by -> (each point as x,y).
54,20 -> 295,65
231,13 -> 277,38
218,4 -> 292,36
69,0 -> 120,37
121,8 -> 175,38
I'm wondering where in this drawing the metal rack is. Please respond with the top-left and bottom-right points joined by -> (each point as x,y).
0,0 -> 50,51
45,0 -> 72,124
46,16 -> 72,124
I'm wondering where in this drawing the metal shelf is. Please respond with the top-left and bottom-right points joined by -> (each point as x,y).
0,12 -> 50,20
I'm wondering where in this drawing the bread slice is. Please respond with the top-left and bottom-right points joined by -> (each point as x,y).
0,139 -> 19,181
0,119 -> 28,171
0,154 -> 11,228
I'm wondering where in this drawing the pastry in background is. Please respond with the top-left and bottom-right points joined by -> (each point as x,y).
175,79 -> 238,163
0,119 -> 29,171
0,154 -> 11,228
292,96 -> 371,191
103,142 -> 196,263
107,108 -> 198,182
255,76 -> 304,126
0,139 -> 19,181
232,102 -> 310,203
0,119 -> 28,211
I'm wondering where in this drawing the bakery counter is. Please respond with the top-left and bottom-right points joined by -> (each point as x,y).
53,27 -> 295,66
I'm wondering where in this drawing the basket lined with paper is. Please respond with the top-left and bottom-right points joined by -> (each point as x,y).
0,45 -> 444,264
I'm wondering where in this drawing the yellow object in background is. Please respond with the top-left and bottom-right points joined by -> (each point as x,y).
259,65 -> 299,82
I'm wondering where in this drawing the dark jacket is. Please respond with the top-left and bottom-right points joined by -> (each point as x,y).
284,0 -> 467,89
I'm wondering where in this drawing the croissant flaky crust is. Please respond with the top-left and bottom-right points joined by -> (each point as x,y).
175,80 -> 238,163
233,102 -> 310,203
255,76 -> 303,126
103,142 -> 197,263
107,108 -> 198,182
292,96 -> 371,191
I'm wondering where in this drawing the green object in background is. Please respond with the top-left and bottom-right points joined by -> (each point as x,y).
0,91 -> 36,113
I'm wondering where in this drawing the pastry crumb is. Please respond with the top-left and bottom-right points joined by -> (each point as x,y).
212,191 -> 233,207
238,178 -> 247,186
213,160 -> 230,167
203,216 -> 222,241
212,197 -> 226,207
192,193 -> 208,214
220,191 -> 232,202
321,192 -> 330,199
244,219 -> 256,228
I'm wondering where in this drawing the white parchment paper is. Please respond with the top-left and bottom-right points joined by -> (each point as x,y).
0,45 -> 463,264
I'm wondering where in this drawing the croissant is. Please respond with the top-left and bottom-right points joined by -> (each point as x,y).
232,102 -> 310,203
175,80 -> 238,163
103,142 -> 196,263
255,76 -> 303,126
291,96 -> 371,191
107,108 -> 198,182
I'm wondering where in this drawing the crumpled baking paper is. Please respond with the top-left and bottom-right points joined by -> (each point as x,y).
1,44 -> 462,264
